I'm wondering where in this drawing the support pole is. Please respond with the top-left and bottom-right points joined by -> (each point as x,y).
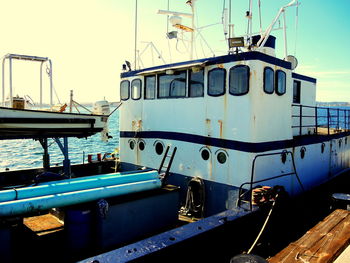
40,61 -> 44,108
48,59 -> 53,106
2,57 -> 5,106
54,137 -> 71,177
9,57 -> 13,107
39,138 -> 50,170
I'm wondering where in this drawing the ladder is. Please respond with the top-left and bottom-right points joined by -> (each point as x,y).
158,146 -> 177,185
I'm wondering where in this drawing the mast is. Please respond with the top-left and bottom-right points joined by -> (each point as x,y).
189,0 -> 196,60
134,0 -> 138,70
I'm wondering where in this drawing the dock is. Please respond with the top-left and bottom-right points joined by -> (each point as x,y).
268,209 -> 350,263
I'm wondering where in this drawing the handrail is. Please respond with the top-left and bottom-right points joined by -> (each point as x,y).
237,151 -> 304,210
292,104 -> 350,136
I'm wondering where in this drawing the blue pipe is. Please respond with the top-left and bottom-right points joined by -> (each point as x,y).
0,170 -> 159,203
36,169 -> 155,186
0,179 -> 161,217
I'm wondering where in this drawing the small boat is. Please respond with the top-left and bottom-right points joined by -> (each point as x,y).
0,53 -> 112,140
0,105 -> 109,139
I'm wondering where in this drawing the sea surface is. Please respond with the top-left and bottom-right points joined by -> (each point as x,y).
0,108 -> 120,171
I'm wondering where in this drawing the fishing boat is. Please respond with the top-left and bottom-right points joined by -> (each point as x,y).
0,54 -> 112,140
0,1 -> 349,262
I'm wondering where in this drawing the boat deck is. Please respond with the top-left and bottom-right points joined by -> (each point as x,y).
268,209 -> 350,263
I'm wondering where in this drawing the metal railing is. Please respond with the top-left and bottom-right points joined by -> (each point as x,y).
237,151 -> 304,211
292,104 -> 350,136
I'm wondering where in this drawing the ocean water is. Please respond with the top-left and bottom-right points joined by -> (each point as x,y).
0,109 -> 119,172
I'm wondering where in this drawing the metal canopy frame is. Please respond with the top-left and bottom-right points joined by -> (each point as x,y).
1,53 -> 53,107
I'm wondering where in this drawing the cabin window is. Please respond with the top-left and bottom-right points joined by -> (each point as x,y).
189,69 -> 204,97
158,71 -> 186,98
131,79 -> 142,100
145,75 -> 156,99
208,68 -> 226,96
276,70 -> 286,95
229,65 -> 249,96
264,67 -> 274,94
293,80 -> 301,103
120,80 -> 130,101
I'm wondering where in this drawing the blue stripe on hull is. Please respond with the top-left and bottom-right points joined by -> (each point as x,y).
120,130 -> 350,153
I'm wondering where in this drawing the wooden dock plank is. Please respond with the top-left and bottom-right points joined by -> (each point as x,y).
268,209 -> 350,263
23,213 -> 64,236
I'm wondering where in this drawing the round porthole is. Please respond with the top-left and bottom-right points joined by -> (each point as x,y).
300,147 -> 306,159
155,142 -> 164,155
217,152 -> 227,164
138,141 -> 145,151
129,140 -> 135,150
201,149 -> 210,161
321,143 -> 325,153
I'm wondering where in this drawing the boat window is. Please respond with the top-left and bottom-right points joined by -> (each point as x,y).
131,79 -> 142,100
293,80 -> 301,103
189,69 -> 204,97
276,70 -> 286,95
229,65 -> 249,96
158,71 -> 186,98
120,80 -> 130,101
201,148 -> 210,161
264,67 -> 274,94
145,75 -> 156,99
208,68 -> 226,96
217,152 -> 227,164
155,141 -> 164,155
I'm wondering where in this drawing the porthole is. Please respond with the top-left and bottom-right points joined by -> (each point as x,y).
201,149 -> 210,161
321,143 -> 325,153
155,142 -> 164,155
300,147 -> 306,159
138,141 -> 145,151
129,140 -> 135,150
217,152 -> 227,164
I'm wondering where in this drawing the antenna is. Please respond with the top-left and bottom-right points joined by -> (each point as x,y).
246,0 -> 253,45
256,0 -> 299,55
158,0 -> 196,60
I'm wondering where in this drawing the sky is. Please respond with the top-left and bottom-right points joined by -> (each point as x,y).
0,0 -> 349,103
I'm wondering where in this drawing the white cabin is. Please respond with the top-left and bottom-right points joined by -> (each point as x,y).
118,36 -> 350,216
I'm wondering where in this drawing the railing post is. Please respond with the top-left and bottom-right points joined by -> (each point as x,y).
299,104 -> 302,136
337,108 -> 340,130
315,106 -> 318,134
344,109 -> 346,130
327,108 -> 330,135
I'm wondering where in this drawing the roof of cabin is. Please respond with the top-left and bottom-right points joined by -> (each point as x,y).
121,51 -> 316,84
